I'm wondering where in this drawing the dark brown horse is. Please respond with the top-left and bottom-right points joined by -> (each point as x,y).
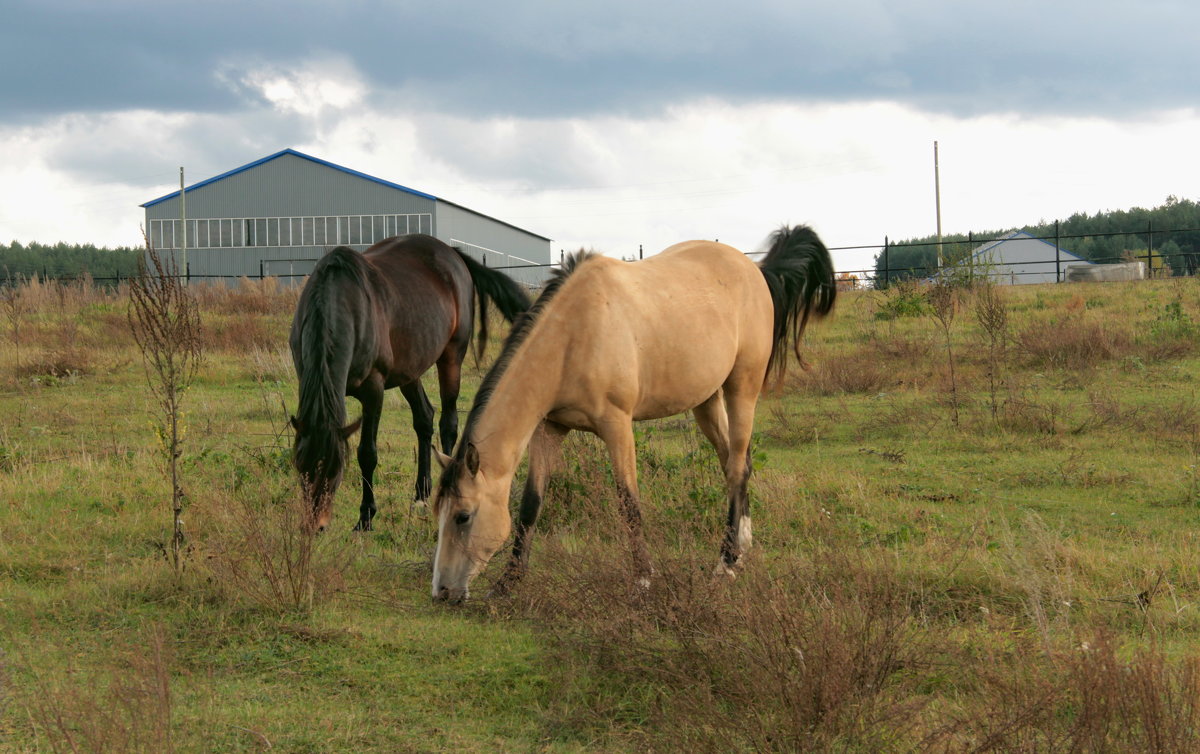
289,234 -> 531,532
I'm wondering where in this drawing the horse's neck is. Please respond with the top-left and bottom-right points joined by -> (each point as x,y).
472,337 -> 563,479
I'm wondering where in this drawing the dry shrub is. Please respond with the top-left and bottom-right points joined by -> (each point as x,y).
1015,316 -> 1132,370
943,632 -> 1200,752
16,623 -> 176,753
502,531 -> 933,750
1000,396 -> 1067,435
869,331 -> 934,363
793,349 -> 893,395
198,483 -> 356,614
760,400 -> 833,445
1089,390 -> 1200,442
12,346 -> 95,381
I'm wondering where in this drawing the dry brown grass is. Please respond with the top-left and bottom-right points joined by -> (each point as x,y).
934,632 -> 1200,752
191,277 -> 300,317
793,350 -> 895,395
14,623 -> 176,753
1015,315 -> 1134,370
486,447 -> 936,751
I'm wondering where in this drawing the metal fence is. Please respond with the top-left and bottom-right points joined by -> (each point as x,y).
4,224 -> 1200,290
834,224 -> 1200,288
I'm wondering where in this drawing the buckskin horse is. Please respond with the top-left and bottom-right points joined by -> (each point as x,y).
432,225 -> 835,602
289,234 -> 531,532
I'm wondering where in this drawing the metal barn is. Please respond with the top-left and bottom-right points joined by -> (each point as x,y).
140,149 -> 552,286
946,231 -> 1092,285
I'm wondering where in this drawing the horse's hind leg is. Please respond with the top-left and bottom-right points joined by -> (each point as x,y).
493,421 -> 569,596
714,381 -> 759,577
434,354 -> 462,454
692,390 -> 731,470
400,380 -> 436,507
353,375 -> 385,532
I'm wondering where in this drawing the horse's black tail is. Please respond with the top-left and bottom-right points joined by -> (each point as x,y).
758,225 -> 837,384
454,249 -> 534,361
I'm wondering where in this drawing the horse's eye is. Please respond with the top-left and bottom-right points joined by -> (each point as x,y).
454,511 -> 472,526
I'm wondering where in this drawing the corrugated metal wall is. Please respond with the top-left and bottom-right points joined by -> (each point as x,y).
435,201 -> 552,285
141,154 -> 439,284
143,152 -> 552,286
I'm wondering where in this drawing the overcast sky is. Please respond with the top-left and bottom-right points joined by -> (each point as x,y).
2,0 -> 1197,273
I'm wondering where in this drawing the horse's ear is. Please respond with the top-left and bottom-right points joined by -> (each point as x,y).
465,442 -> 480,475
341,416 -> 363,440
434,448 -> 453,470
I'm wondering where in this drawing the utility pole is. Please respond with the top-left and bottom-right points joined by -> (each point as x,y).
934,141 -> 943,270
179,167 -> 188,286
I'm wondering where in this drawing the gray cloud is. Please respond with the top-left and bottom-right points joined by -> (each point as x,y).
3,0 -> 1195,124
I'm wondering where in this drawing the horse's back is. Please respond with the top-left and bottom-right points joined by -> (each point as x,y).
549,241 -> 773,421
361,235 -> 474,381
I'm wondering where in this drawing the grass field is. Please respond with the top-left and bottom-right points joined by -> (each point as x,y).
2,272 -> 1200,751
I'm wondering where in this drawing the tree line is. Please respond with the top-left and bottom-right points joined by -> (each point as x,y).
874,196 -> 1200,284
0,241 -> 142,284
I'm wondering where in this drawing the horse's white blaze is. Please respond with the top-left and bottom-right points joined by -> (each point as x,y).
431,506 -> 451,598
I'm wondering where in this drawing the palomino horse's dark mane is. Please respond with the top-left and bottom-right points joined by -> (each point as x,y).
758,225 -> 837,383
293,246 -> 368,480
436,249 -> 599,505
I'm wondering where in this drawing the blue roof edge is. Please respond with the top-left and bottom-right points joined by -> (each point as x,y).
139,148 -> 438,208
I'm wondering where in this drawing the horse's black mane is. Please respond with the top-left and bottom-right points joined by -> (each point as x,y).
435,249 -> 599,503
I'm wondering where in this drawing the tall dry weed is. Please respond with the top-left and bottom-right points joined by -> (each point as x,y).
974,283 -> 1010,422
129,245 -> 203,577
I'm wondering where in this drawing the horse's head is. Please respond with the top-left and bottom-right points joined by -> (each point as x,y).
431,443 -> 511,603
290,415 -> 362,532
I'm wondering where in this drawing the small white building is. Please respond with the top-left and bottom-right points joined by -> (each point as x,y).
948,231 -> 1091,285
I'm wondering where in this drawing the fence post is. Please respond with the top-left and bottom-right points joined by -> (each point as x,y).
1146,220 -> 1154,276
1055,220 -> 1061,282
883,236 -> 890,288
639,244 -> 643,260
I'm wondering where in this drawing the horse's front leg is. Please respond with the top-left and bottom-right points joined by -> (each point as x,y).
492,421 -> 569,596
353,376 -> 385,532
598,417 -> 653,586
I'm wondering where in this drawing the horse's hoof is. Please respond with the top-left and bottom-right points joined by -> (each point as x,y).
713,561 -> 739,579
352,521 -> 372,533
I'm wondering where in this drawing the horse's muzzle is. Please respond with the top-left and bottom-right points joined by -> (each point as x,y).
433,586 -> 467,605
